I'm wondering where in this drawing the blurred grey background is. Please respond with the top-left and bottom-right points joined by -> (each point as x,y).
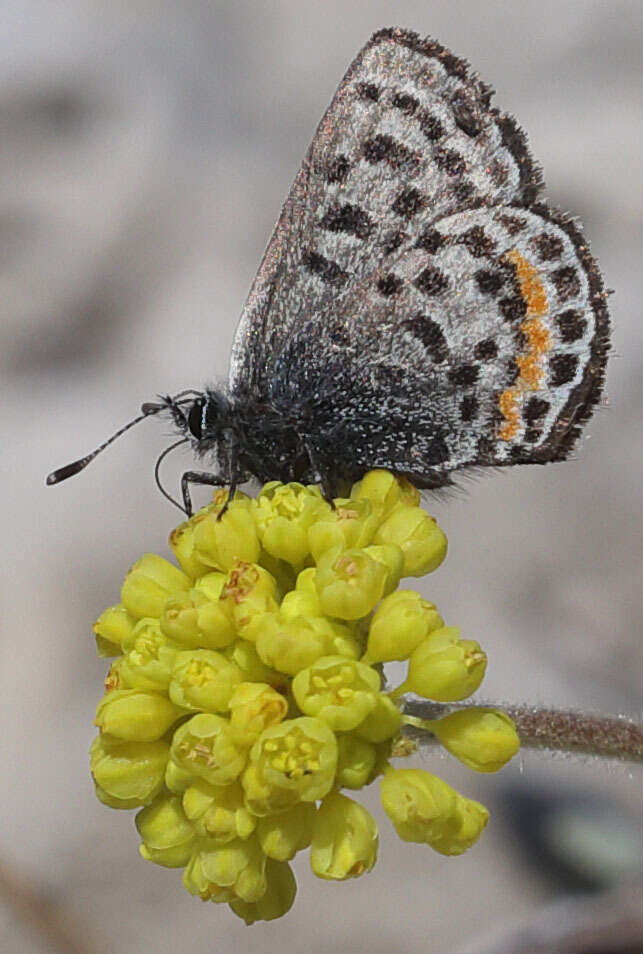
1,2 -> 641,953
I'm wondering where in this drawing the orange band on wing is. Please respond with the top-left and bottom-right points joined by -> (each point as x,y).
497,250 -> 552,441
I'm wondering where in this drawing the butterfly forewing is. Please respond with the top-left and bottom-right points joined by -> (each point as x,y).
228,28 -> 608,485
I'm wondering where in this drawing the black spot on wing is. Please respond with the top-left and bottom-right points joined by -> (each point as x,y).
459,395 -> 479,421
452,179 -> 477,204
414,265 -> 449,296
376,274 -> 404,297
499,295 -> 527,323
449,364 -> 479,386
326,155 -> 350,184
434,147 -> 466,176
557,309 -> 587,343
319,203 -> 373,240
474,337 -> 498,360
498,214 -> 527,235
362,134 -> 393,163
356,82 -> 380,102
549,353 -> 579,387
524,397 -> 549,424
533,233 -> 564,261
362,135 -> 421,174
475,269 -> 504,295
460,225 -> 496,258
417,110 -> 445,141
451,90 -> 482,136
302,250 -> 348,287
392,187 -> 425,218
401,314 -> 449,363
551,266 -> 581,302
391,91 -> 419,114
416,228 -> 447,254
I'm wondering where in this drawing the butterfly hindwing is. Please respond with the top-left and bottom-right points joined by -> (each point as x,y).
228,28 -> 608,486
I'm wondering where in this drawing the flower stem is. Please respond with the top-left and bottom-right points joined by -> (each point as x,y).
401,698 -> 643,764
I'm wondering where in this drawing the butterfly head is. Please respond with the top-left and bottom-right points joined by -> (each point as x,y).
170,388 -> 232,455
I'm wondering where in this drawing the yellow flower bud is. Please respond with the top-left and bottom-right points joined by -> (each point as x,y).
314,546 -> 387,620
160,591 -> 202,646
364,589 -> 443,664
136,794 -> 196,867
170,713 -> 247,787
396,477 -> 422,509
256,802 -> 315,861
90,734 -> 168,808
228,681 -> 288,746
241,763 -> 301,817
93,603 -> 137,657
255,614 -> 359,677
428,708 -> 520,773
168,649 -> 242,713
104,657 -> 130,692
192,504 -> 260,572
242,717 -> 338,815
118,619 -> 178,691
169,511 -> 212,578
279,587 -> 321,620
363,543 -> 405,596
219,560 -> 279,637
256,550 -> 297,597
374,507 -> 447,576
224,639 -> 287,692
192,570 -> 226,600
182,779 -> 255,842
183,835 -> 268,904
380,768 -> 457,844
164,759 -> 194,795
406,631 -> 487,702
349,469 -> 404,522
335,734 -> 377,789
292,656 -> 380,732
423,625 -> 461,650
430,795 -> 489,856
311,792 -> 378,880
308,497 -> 379,562
120,554 -> 191,619
252,481 -> 330,566
94,689 -> 184,742
229,858 -> 296,924
295,567 -> 318,596
355,693 -> 402,743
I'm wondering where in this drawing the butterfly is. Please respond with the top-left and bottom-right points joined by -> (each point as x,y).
48,28 -> 610,514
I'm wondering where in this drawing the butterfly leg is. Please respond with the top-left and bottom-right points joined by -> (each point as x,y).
301,438 -> 337,506
180,470 -> 227,517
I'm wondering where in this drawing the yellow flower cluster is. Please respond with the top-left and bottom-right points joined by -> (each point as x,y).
90,470 -> 519,924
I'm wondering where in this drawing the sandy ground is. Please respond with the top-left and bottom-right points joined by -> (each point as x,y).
1,2 -> 641,953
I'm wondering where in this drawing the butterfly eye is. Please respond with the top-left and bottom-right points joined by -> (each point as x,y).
187,400 -> 205,439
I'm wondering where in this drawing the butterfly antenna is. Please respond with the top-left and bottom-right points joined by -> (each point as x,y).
154,438 -> 190,514
46,403 -> 166,486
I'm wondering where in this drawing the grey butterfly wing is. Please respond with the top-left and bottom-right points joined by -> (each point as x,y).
228,27 -> 540,396
228,28 -> 609,481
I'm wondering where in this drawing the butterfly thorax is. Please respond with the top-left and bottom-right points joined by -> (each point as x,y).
192,388 -> 317,487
